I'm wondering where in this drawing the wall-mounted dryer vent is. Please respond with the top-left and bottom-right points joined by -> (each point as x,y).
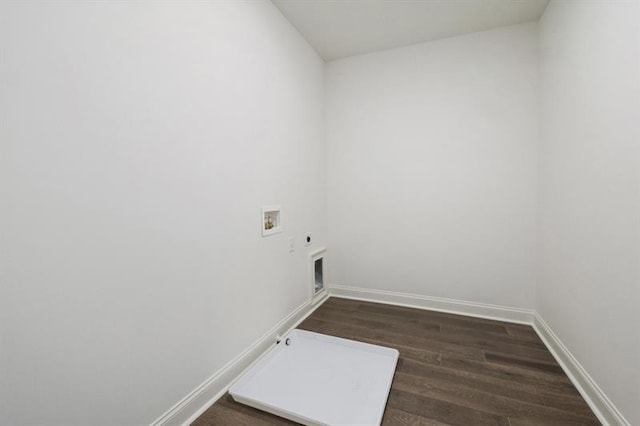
314,257 -> 324,294
310,248 -> 327,305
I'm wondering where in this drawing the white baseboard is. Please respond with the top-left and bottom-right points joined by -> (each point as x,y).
328,284 -> 535,324
150,292 -> 329,426
532,313 -> 630,426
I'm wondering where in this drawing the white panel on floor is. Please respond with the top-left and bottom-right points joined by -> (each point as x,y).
230,329 -> 399,425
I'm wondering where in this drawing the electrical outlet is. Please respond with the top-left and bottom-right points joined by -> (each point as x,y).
305,233 -> 312,247
288,236 -> 295,252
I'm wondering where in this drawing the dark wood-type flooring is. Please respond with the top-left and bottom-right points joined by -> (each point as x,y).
193,297 -> 600,425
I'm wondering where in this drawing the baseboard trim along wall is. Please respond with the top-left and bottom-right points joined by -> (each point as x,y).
532,314 -> 630,426
151,285 -> 627,426
150,292 -> 329,426
328,284 -> 628,426
328,284 -> 535,324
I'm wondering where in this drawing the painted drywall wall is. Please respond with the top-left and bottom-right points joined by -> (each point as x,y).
0,1 -> 326,424
325,23 -> 539,309
538,1 -> 640,424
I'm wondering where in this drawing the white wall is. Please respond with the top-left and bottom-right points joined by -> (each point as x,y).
0,1 -> 326,424
538,1 -> 640,424
326,23 -> 539,309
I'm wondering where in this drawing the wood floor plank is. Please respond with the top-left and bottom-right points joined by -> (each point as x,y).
355,302 -> 511,334
505,325 -> 542,340
382,407 -> 452,426
387,389 -> 511,426
192,297 -> 600,425
313,305 -> 442,334
438,324 -> 547,350
393,373 -> 597,424
484,351 -> 565,375
507,416 -> 599,426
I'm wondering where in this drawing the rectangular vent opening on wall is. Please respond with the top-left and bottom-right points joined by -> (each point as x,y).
261,206 -> 282,237
310,248 -> 326,304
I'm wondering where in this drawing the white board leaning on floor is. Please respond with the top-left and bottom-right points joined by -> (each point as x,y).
230,329 -> 399,426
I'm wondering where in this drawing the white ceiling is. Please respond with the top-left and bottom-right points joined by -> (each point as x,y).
272,0 -> 549,61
